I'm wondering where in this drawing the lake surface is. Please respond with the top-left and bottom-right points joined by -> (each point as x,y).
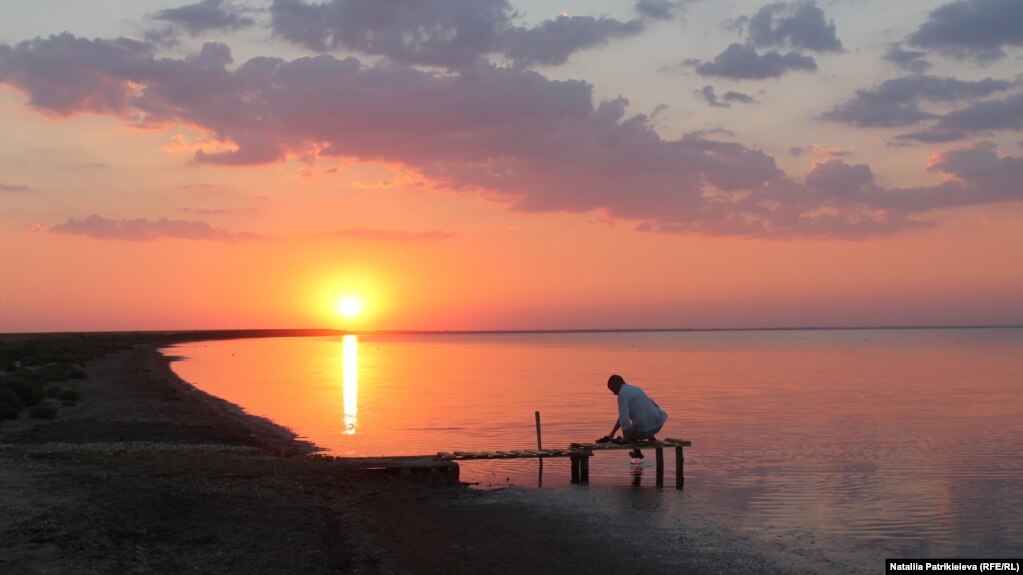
164,328 -> 1023,563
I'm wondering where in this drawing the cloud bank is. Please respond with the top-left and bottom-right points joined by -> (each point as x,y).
3,30 -> 1023,239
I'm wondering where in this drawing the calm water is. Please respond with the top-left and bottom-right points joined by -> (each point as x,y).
164,328 -> 1023,561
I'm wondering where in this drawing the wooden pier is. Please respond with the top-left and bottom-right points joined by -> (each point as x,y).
437,438 -> 691,489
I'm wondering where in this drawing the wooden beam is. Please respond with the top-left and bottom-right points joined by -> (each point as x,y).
675,446 -> 684,489
655,448 -> 664,488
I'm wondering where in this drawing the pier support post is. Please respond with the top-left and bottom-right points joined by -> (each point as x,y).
580,453 -> 590,484
655,448 -> 664,488
570,455 -> 580,484
675,446 -> 684,489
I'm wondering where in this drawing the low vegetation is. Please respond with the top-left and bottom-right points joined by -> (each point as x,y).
0,333 -> 133,421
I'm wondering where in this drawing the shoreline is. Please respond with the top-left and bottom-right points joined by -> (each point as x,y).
1,332 -> 813,574
153,343 -> 321,456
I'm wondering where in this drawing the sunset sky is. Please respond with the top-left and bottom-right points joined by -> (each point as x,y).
2,0 -> 1022,332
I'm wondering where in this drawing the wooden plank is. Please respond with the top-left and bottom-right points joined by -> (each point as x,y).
665,438 -> 692,447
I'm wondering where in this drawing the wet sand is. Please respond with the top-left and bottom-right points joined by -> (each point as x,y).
0,333 -> 806,574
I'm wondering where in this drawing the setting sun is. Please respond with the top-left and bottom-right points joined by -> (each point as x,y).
337,297 -> 364,319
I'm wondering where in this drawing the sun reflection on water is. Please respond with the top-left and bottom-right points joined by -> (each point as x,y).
342,334 -> 358,434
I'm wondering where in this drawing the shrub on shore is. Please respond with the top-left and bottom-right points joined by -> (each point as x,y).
59,389 -> 80,406
1,379 -> 43,407
29,404 -> 57,419
0,333 -> 133,370
0,402 -> 18,419
0,332 -> 182,422
0,388 -> 23,419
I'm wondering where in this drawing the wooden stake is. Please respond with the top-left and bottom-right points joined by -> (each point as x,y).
534,411 -> 542,449
535,410 -> 543,487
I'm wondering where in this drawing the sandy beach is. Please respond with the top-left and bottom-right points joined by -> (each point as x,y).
0,333 -> 809,574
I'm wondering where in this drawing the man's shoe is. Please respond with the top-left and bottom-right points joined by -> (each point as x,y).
629,449 -> 644,459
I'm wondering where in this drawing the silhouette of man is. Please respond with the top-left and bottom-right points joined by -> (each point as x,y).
601,374 -> 668,459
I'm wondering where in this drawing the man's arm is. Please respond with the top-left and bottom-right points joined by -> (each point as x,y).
597,420 -> 621,443
618,393 -> 632,438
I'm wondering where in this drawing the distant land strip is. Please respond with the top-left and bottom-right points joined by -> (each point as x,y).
4,325 -> 1021,339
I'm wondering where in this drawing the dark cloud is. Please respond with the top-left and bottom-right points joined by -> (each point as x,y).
693,43 -> 817,79
151,0 -> 255,37
0,34 -> 154,115
898,91 -> 1023,144
0,183 -> 30,193
723,90 -> 755,105
142,26 -> 182,49
5,34 -> 1023,238
50,214 -> 257,241
696,85 -> 755,107
819,75 -> 1013,128
893,129 -> 970,144
269,0 -> 643,69
504,15 -> 644,68
682,128 -> 736,140
936,91 -> 1023,132
926,143 -> 1023,203
883,43 -> 932,74
873,143 -> 1023,211
635,0 -> 678,21
270,0 -> 510,67
328,228 -> 455,241
748,2 -> 843,53
805,159 -> 875,195
908,0 -> 1023,62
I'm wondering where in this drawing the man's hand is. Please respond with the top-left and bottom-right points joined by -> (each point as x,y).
595,435 -> 612,443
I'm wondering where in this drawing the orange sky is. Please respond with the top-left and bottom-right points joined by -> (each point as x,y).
2,1 -> 1022,332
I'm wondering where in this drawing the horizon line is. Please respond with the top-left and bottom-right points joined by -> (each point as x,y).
4,323 -> 1023,338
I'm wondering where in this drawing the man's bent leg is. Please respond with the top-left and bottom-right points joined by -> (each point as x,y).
626,425 -> 664,459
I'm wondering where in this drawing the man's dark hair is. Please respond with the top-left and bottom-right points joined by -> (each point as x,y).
607,374 -> 625,389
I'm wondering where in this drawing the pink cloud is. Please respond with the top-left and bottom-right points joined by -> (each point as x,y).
49,214 -> 259,242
